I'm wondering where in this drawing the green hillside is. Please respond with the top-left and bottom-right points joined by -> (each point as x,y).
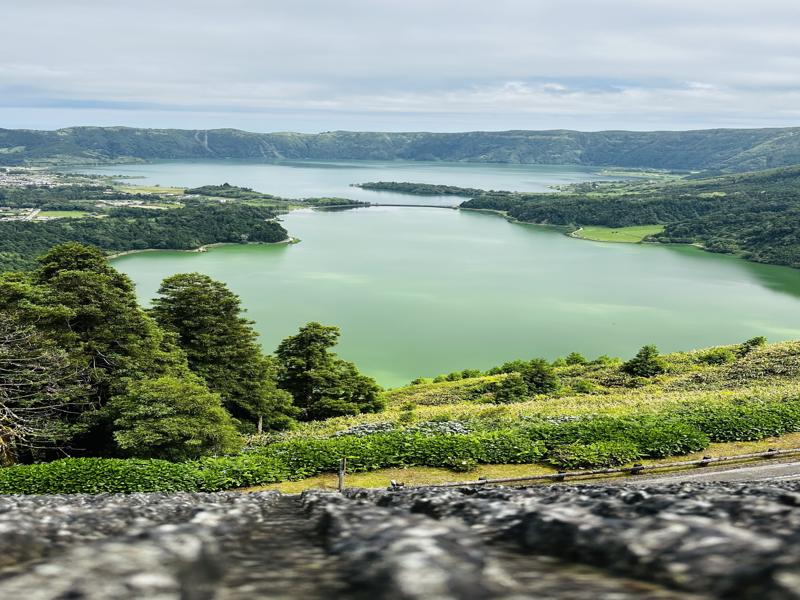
3,126 -> 800,171
454,164 -> 800,268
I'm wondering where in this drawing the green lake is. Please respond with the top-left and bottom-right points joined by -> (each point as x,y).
81,160 -> 800,388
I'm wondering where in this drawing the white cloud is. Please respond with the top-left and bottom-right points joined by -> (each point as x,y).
2,0 -> 800,130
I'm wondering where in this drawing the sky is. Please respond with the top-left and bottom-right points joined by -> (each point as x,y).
2,0 -> 800,133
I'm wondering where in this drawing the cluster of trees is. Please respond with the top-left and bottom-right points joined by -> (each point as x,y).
357,182 -> 485,197
188,183 -> 368,208
0,203 -> 288,271
186,183 -> 277,200
459,165 -> 800,268
0,243 -> 382,464
0,184 -> 165,209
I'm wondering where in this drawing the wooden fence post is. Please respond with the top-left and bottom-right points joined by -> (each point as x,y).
338,457 -> 347,493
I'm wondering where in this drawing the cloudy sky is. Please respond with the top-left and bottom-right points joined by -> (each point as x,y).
2,0 -> 799,132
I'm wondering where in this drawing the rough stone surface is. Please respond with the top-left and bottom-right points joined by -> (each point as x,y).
1,482 -> 799,598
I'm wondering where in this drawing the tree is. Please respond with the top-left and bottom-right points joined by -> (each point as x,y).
519,359 -> 560,394
275,322 -> 383,420
150,273 -> 296,432
108,376 -> 242,461
565,352 -> 588,366
0,316 -> 89,464
0,243 -> 189,454
622,345 -> 666,377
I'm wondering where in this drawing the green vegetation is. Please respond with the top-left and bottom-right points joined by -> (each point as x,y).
187,183 -> 367,208
357,182 -> 483,196
37,210 -> 90,219
5,266 -> 800,494
572,225 -> 664,243
150,273 -> 296,431
108,376 -> 242,461
455,165 -> 800,268
4,126 -> 800,172
0,203 -> 288,271
275,322 -> 384,420
0,243 -> 378,466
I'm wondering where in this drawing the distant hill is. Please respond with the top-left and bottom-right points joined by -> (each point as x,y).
2,126 -> 800,171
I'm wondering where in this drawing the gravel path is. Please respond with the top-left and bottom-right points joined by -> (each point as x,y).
2,481 -> 800,598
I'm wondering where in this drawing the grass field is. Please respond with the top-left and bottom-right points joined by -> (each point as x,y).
572,224 -> 665,243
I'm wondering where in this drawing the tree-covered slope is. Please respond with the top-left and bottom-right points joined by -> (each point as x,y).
2,126 -> 800,171
453,164 -> 800,268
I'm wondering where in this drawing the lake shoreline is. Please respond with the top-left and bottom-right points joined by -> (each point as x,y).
107,237 -> 296,260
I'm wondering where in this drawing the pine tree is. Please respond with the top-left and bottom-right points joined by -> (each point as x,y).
622,345 -> 666,377
150,273 -> 296,431
275,322 -> 384,420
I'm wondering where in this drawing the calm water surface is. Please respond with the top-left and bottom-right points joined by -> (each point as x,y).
86,161 -> 800,387
76,159 -> 621,206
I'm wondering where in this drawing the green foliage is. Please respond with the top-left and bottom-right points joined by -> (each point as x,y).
193,454 -> 290,491
622,345 -> 666,377
0,243 -> 192,456
0,204 -> 288,272
276,322 -> 383,420
461,165 -> 800,269
108,376 -> 243,461
150,273 -> 296,431
520,359 -> 560,394
0,458 -> 202,494
698,347 -> 736,365
260,430 -> 546,478
5,397 -> 800,494
565,352 -> 588,365
494,373 -> 528,403
679,400 -> 800,442
739,336 -> 768,356
548,441 -> 640,470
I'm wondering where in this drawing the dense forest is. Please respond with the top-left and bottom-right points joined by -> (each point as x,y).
0,204 -> 288,271
3,126 -> 800,172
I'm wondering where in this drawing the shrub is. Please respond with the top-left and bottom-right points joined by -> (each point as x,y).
108,376 -> 243,461
571,379 -> 601,394
738,336 -> 767,357
194,455 -> 290,491
681,400 -> 800,442
625,419 -> 709,458
494,372 -> 528,403
520,359 -> 560,394
519,415 -> 709,461
0,458 -> 202,494
548,441 -> 640,470
255,429 -> 546,477
622,345 -> 666,377
698,347 -> 736,365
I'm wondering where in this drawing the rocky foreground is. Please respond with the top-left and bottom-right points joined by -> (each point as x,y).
2,481 -> 800,599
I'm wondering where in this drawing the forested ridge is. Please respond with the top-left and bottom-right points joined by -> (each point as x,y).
4,126 -> 800,172
417,164 -> 800,268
